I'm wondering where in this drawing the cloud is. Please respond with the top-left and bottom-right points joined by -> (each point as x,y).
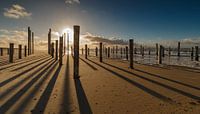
0,29 -> 47,50
81,32 -> 128,46
65,0 -> 80,4
3,4 -> 32,19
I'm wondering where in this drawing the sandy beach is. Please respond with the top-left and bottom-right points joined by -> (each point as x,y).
0,51 -> 200,114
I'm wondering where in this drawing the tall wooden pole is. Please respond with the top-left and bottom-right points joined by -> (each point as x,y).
73,25 -> 80,79
85,44 -> 87,59
19,45 -> 22,59
28,27 -> 31,55
100,42 -> 103,62
24,45 -> 27,57
96,47 -> 98,57
178,42 -> 180,57
126,46 -> 128,60
158,45 -> 162,64
191,47 -> 194,60
48,29 -> 51,54
59,36 -> 63,65
129,39 -> 134,69
64,33 -> 66,55
195,46 -> 199,61
56,40 -> 58,60
9,43 -> 14,63
156,43 -> 158,57
0,48 -> 3,56
108,47 -> 110,58
51,43 -> 54,58
32,32 -> 34,54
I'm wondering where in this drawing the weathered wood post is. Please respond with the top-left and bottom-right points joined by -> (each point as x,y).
96,47 -> 98,57
134,47 -> 137,54
158,45 -> 162,64
105,47 -> 107,57
107,47 -> 110,58
73,25 -> 80,79
88,48 -> 90,56
142,46 -> 144,57
126,46 -> 128,60
116,46 -> 118,58
48,29 -> 51,54
129,39 -> 134,69
28,27 -> 31,55
0,48 -> 3,56
178,42 -> 180,57
51,43 -> 54,58
191,47 -> 194,60
121,47 -> 123,58
162,46 -> 165,57
64,33 -> 66,55
156,43 -> 158,57
168,47 -> 171,56
9,43 -> 14,63
32,32 -> 34,54
18,45 -> 22,59
85,44 -> 87,59
195,46 -> 199,61
100,42 -> 103,62
59,36 -> 63,65
148,48 -> 151,55
82,48 -> 84,55
24,45 -> 27,57
56,40 -> 58,60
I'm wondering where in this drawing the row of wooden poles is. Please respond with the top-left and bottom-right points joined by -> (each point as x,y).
0,27 -> 35,63
81,42 -> 199,66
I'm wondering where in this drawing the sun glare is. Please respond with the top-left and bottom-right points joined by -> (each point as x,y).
62,28 -> 73,42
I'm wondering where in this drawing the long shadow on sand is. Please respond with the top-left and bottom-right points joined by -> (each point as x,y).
31,64 -> 61,113
74,78 -> 93,114
0,58 -> 52,87
79,57 -> 98,70
86,58 -> 173,103
100,61 -> 200,101
0,60 -> 57,113
12,61 -> 59,114
0,55 -> 48,70
103,62 -> 200,91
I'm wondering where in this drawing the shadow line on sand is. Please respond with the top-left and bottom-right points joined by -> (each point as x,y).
31,64 -> 61,113
13,61 -> 59,114
0,58 -> 52,87
85,58 -> 173,103
101,61 -> 200,101
74,78 -> 93,114
103,62 -> 200,91
0,60 -> 57,113
79,57 -> 98,70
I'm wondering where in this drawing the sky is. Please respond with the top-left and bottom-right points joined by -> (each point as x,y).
0,0 -> 200,48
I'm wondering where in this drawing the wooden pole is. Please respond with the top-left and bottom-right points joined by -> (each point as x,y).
73,25 -> 80,79
162,46 -> 165,57
19,45 -> 22,59
59,36 -> 63,65
85,44 -> 87,59
96,47 -> 98,57
88,48 -> 90,56
9,43 -> 14,63
67,33 -> 69,55
48,29 -> 51,54
24,45 -> 27,57
51,43 -> 54,58
108,47 -> 110,58
0,48 -> 3,56
191,47 -> 194,60
116,46 -> 118,58
178,42 -> 180,57
28,27 -> 31,55
168,47 -> 171,56
129,39 -> 134,69
56,40 -> 58,60
126,46 -> 128,60
158,45 -> 162,64
156,43 -> 158,56
100,42 -> 103,62
32,32 -> 34,54
121,47 -> 123,58
64,33 -> 66,55
195,46 -> 199,61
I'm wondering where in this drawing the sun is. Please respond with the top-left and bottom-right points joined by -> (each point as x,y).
62,28 -> 73,42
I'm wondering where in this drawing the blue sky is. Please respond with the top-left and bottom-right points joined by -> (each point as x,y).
0,0 -> 200,47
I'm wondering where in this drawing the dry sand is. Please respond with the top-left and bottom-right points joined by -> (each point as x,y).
0,51 -> 200,114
